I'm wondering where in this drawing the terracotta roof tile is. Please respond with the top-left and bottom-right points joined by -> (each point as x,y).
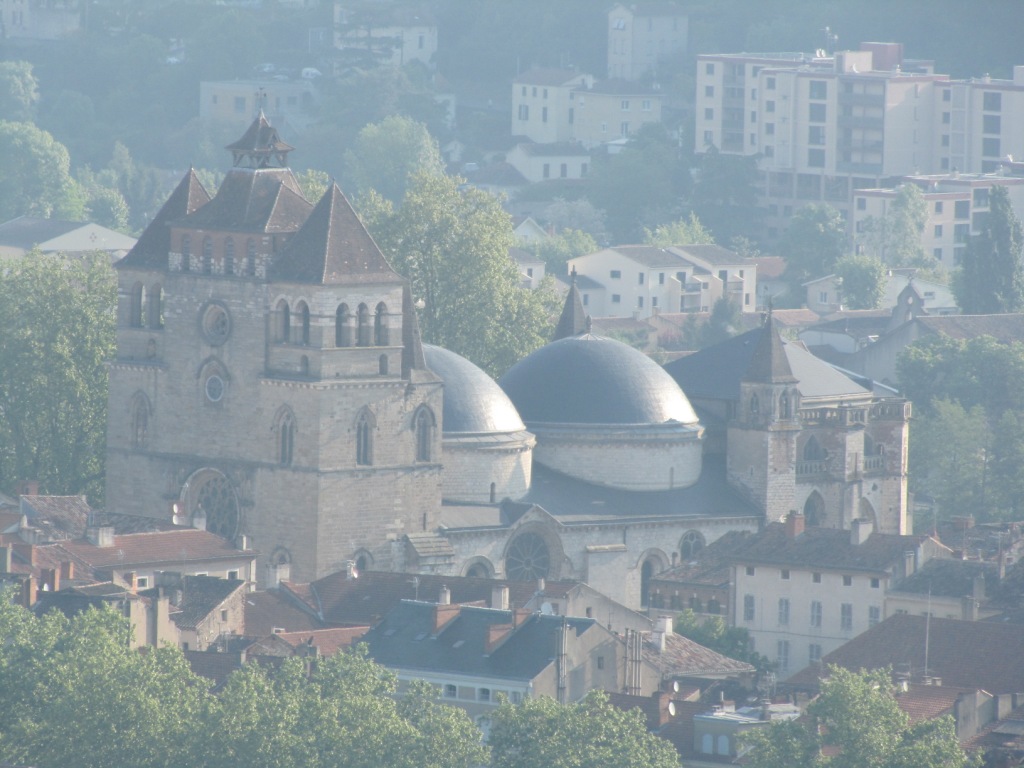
276,627 -> 368,656
54,528 -> 256,569
179,168 -> 311,234
644,632 -> 756,677
118,169 -> 210,270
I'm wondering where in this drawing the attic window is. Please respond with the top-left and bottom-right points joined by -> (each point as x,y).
220,609 -> 228,621
444,684 -> 457,698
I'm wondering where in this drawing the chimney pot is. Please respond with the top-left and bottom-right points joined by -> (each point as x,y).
785,511 -> 805,538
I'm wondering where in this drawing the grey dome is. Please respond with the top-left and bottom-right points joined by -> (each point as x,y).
499,334 -> 699,426
423,345 -> 527,434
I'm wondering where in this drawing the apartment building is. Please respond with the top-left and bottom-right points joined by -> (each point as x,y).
607,3 -> 689,81
200,79 -> 316,134
572,79 -> 662,148
696,42 -> 1024,241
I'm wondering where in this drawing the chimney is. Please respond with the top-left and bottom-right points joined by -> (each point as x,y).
16,479 -> 40,497
536,577 -> 545,594
485,623 -> 513,654
59,560 -> 74,582
125,572 -> 138,594
0,546 -> 12,573
850,517 -> 873,546
904,550 -> 916,577
492,584 -> 510,611
40,566 -> 59,592
961,594 -> 979,621
433,603 -> 460,634
785,510 -> 805,539
21,575 -> 36,607
86,525 -> 115,547
973,572 -> 986,601
439,584 -> 451,605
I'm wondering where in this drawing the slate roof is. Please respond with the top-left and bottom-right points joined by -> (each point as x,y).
786,614 -> 1024,694
727,522 -> 927,573
362,601 -> 598,680
178,167 -> 311,233
0,217 -> 88,248
269,182 -> 399,285
173,575 -> 245,630
742,315 -> 797,384
19,495 -> 91,539
553,274 -> 588,340
422,345 -> 527,434
891,559 -> 997,599
184,649 -> 285,691
117,169 -> 210,270
669,244 -> 747,267
554,271 -> 603,291
601,245 -> 687,268
914,314 -> 1024,342
225,111 -> 294,162
54,528 -> 257,569
652,530 -> 756,588
894,683 -> 970,724
281,569 -> 579,627
665,323 -> 870,402
243,589 -> 323,636
643,633 -> 755,678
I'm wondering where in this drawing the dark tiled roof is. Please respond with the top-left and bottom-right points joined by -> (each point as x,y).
554,277 -> 588,340
786,614 -> 1024,694
743,316 -> 797,384
178,167 -> 311,234
643,633 -> 755,677
20,495 -> 91,539
915,314 -> 1024,342
269,182 -> 399,285
285,570 -> 578,627
894,683 -> 969,723
728,522 -> 926,572
891,559 -> 997,599
173,575 -> 245,630
421,345 -> 526,434
184,650 -> 285,691
554,272 -> 603,290
0,216 -> 83,248
670,244 -> 746,267
276,627 -> 368,656
362,601 -> 597,680
513,68 -> 585,86
243,589 -> 323,636
653,530 -> 756,588
118,169 -> 210,270
605,245 -> 686,268
225,111 -> 294,161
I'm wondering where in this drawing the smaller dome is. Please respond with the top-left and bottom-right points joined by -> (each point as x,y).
423,345 -> 526,434
500,334 -> 699,426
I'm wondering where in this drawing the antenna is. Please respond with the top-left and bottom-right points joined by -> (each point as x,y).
923,586 -> 931,679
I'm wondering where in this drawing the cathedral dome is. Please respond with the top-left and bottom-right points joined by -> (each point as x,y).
499,334 -> 699,426
423,345 -> 534,504
498,333 -> 703,492
424,345 -> 527,434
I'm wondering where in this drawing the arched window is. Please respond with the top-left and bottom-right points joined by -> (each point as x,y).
701,734 -> 713,754
680,530 -> 705,560
246,239 -> 257,276
356,409 -> 374,466
779,391 -> 791,418
357,303 -> 371,346
276,300 -> 291,343
374,302 -> 389,346
803,436 -> 826,461
224,237 -> 235,276
180,234 -> 191,271
750,393 -> 760,415
202,236 -> 213,274
335,304 -> 352,347
490,483 -> 497,503
129,282 -> 145,327
803,491 -> 826,526
147,284 -> 163,329
414,407 -> 435,462
641,559 -> 656,607
378,354 -> 388,375
717,735 -> 730,756
130,392 -> 150,448
296,301 -> 310,345
505,533 -> 551,581
277,409 -> 295,466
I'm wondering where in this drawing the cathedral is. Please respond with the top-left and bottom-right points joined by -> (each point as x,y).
106,115 -> 910,609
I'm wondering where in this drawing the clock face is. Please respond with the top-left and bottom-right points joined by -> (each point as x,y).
201,302 -> 231,345
205,374 -> 225,403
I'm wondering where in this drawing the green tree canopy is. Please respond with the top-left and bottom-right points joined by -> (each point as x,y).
359,171 -> 557,377
742,666 -> 973,768
0,121 -> 85,221
489,691 -> 680,768
858,184 -> 932,269
644,212 -> 715,247
835,253 -> 887,309
0,252 -> 116,502
674,609 -> 773,673
690,147 -> 760,244
780,203 -> 847,289
528,228 -> 597,274
0,60 -> 39,122
342,115 -> 445,204
953,185 -> 1024,314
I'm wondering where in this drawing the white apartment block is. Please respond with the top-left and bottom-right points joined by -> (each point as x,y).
333,2 -> 438,68
511,69 -> 661,149
607,3 -> 688,81
567,244 -> 757,320
696,41 -> 1024,241
505,142 -> 591,184
853,173 -> 1024,272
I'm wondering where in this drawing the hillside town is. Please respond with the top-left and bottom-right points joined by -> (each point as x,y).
2,1 -> 1024,767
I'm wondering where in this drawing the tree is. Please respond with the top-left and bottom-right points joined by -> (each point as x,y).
0,61 -> 39,122
644,212 -> 715,247
954,185 -> 1024,314
489,691 -> 680,768
700,296 -> 743,348
859,184 -> 932,268
295,168 -> 330,204
541,198 -> 607,242
0,252 -> 116,502
342,116 -> 445,204
674,609 -> 773,673
0,121 -> 86,221
834,253 -> 887,309
742,666 -> 973,768
529,229 -> 597,274
780,203 -> 847,289
690,146 -> 760,244
359,171 -> 557,377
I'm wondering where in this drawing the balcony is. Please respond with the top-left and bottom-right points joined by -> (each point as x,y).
864,454 -> 885,472
797,460 -> 828,476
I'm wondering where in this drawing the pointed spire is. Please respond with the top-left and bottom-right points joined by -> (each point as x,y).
225,111 -> 294,168
117,168 -> 210,270
402,284 -> 427,378
743,314 -> 797,384
554,267 -> 589,340
269,182 -> 398,284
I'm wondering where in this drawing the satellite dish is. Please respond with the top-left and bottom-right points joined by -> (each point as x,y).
672,680 -> 680,693
668,701 -> 676,716
540,601 -> 554,615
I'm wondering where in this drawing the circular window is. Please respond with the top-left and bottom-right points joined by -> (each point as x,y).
505,533 -> 551,582
205,374 -> 225,403
200,303 -> 231,345
184,470 -> 240,540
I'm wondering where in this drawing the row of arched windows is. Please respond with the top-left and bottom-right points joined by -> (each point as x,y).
128,282 -> 164,329
274,300 -> 391,348
180,233 -> 258,277
749,390 -> 796,420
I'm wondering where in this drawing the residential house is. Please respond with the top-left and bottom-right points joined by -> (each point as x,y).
511,68 -> 593,145
607,3 -> 689,81
511,215 -> 548,244
572,79 -> 663,148
509,247 -> 545,290
0,0 -> 80,39
165,574 -> 247,652
886,559 -> 999,622
0,216 -> 136,262
333,2 -> 438,69
200,79 -> 316,135
505,142 -> 591,184
729,512 -> 948,678
462,162 -> 529,200
803,270 -> 958,316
